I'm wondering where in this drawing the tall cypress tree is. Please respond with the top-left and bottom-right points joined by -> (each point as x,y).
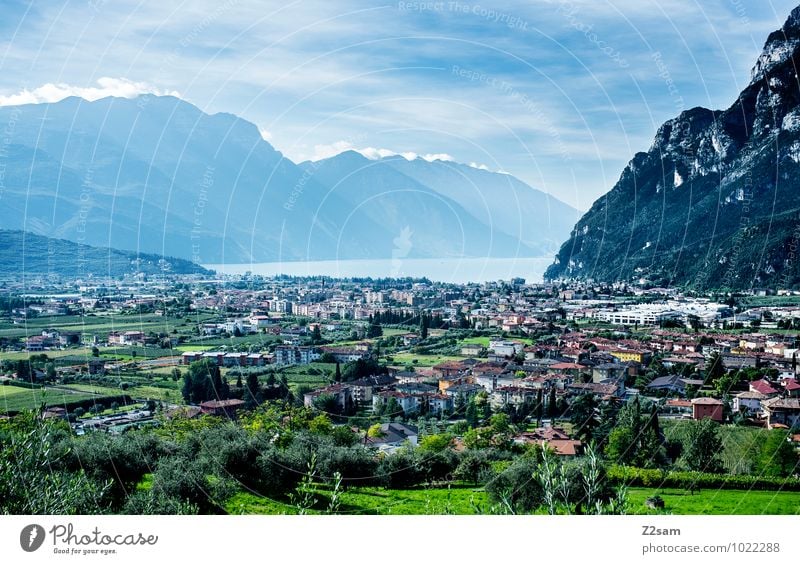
547,386 -> 557,417
648,403 -> 660,437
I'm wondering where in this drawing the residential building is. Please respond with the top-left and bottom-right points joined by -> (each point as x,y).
199,399 -> 246,418
108,331 -> 145,346
733,391 -> 766,415
691,397 -> 724,422
303,384 -> 354,412
274,345 -> 320,365
762,397 -> 800,429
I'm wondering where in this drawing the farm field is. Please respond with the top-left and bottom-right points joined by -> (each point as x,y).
0,313 -> 191,339
276,362 -> 335,390
65,380 -> 182,403
0,383 -> 115,413
0,346 -> 178,363
0,348 -> 94,362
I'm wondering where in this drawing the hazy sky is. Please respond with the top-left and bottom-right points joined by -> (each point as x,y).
0,0 -> 797,211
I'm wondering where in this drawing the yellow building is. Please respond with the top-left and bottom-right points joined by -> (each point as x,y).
609,349 -> 651,364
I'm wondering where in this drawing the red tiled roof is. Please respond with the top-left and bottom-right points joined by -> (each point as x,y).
666,399 -> 692,407
750,379 -> 779,395
200,399 -> 245,409
691,397 -> 723,405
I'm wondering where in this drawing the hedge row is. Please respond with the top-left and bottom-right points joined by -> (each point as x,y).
608,465 -> 800,491
4,380 -> 44,390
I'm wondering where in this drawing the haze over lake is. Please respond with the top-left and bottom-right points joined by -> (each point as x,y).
206,257 -> 554,283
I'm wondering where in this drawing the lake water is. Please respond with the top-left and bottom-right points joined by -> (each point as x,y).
205,256 -> 554,284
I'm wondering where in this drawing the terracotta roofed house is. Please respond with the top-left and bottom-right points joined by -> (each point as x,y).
199,399 -> 246,418
691,397 -> 724,422
762,397 -> 800,429
749,379 -> 780,397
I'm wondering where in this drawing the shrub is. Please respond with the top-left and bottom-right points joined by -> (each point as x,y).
377,450 -> 424,489
607,465 -> 800,491
485,456 -> 543,513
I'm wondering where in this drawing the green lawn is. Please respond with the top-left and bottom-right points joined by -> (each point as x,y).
459,336 -> 491,347
226,492 -> 297,515
390,353 -> 464,367
338,485 -> 488,514
626,487 -> 800,515
225,486 -> 489,515
225,484 -> 800,515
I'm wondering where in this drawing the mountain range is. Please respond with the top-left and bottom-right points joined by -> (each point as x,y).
0,230 -> 212,279
545,6 -> 800,290
0,95 -> 578,265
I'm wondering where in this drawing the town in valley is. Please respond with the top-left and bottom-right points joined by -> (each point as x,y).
2,271 -> 799,515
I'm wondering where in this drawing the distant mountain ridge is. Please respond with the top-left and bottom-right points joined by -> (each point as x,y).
545,5 -> 800,290
0,230 -> 212,278
0,95 -> 578,264
299,151 -> 577,258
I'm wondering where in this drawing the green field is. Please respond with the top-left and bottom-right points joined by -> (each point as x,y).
0,313 -> 196,339
276,362 -> 335,390
0,384 -> 105,412
224,485 -> 800,515
62,383 -> 126,396
64,380 -> 181,403
0,346 -> 178,364
626,487 -> 800,515
226,486 -> 489,515
130,385 -> 181,402
661,420 -> 768,475
186,334 -> 280,348
0,348 -> 95,361
389,353 -> 464,367
459,336 -> 491,346
0,378 -> 178,413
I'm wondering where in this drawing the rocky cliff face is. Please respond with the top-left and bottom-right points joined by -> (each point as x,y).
545,6 -> 800,289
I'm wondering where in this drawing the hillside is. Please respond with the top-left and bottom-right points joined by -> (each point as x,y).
545,5 -> 800,290
0,230 -> 212,278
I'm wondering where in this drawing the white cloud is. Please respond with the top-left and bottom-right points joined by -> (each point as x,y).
468,162 -> 490,171
307,141 -> 454,163
0,77 -> 180,107
258,128 -> 273,141
309,140 -> 358,161
421,153 -> 454,162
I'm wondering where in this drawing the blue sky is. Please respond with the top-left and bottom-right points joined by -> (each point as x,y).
0,0 -> 797,211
